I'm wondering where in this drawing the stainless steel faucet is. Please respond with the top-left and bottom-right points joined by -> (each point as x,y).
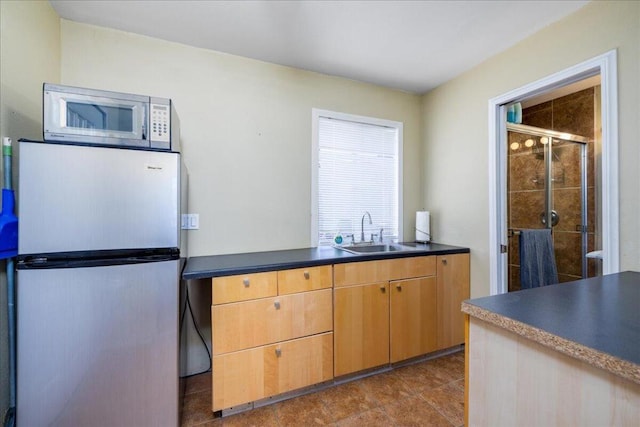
361,211 -> 372,242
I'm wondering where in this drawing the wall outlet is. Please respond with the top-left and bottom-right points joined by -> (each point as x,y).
181,214 -> 199,230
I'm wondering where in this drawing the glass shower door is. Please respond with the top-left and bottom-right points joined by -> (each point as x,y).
507,124 -> 588,291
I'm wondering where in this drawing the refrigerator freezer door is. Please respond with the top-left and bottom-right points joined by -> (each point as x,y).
16,260 -> 180,426
18,141 -> 180,254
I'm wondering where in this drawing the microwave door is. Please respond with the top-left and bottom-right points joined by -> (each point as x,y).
44,89 -> 149,148
65,101 -> 134,134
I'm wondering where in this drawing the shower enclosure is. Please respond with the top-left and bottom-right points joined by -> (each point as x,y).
507,123 -> 591,291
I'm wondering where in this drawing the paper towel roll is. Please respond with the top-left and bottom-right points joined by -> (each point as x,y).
416,211 -> 430,243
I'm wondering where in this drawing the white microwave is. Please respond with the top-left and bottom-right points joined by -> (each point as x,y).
43,83 -> 180,151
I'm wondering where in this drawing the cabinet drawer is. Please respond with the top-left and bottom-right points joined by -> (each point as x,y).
263,332 -> 333,398
334,256 -> 436,287
212,332 -> 333,411
212,271 -> 277,304
278,265 -> 332,295
212,288 -> 332,354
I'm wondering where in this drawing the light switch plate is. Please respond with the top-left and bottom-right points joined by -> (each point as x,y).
181,214 -> 199,230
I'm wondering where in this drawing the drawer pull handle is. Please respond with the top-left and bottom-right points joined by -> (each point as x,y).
275,348 -> 282,357
274,301 -> 281,309
442,259 -> 447,265
396,284 -> 402,291
380,285 -> 386,293
243,278 -> 250,287
303,271 -> 310,279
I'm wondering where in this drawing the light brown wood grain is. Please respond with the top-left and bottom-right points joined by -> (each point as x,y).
436,253 -> 470,349
334,282 -> 389,376
211,271 -> 277,304
213,333 -> 333,411
212,289 -> 332,355
264,333 -> 333,396
389,276 -> 437,363
212,342 -> 265,411
277,265 -> 333,295
334,256 -> 436,287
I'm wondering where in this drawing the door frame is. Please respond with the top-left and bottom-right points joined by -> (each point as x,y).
488,50 -> 619,295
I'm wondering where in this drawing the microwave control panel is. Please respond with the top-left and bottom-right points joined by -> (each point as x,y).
150,103 -> 170,143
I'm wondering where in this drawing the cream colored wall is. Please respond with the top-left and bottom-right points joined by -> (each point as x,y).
59,21 -> 424,258
422,0 -> 640,298
0,0 -> 61,415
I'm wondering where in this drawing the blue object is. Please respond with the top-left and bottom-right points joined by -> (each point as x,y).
0,188 -> 18,259
506,105 -> 515,123
519,229 -> 558,289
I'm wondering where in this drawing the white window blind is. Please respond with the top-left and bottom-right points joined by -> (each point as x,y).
313,111 -> 402,246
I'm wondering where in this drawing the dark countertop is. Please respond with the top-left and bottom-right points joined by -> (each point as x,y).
462,271 -> 640,384
183,242 -> 469,280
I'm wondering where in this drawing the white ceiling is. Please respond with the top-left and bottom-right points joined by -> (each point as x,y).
50,0 -> 589,94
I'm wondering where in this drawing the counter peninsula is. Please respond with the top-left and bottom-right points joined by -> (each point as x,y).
462,271 -> 640,426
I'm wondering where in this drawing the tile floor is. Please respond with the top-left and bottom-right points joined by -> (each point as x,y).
181,350 -> 465,427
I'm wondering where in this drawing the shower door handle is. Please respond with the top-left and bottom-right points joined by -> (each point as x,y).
540,210 -> 560,227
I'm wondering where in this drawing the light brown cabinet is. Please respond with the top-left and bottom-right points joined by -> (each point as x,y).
334,256 -> 436,286
212,289 -> 332,354
212,332 -> 333,411
390,277 -> 437,363
278,265 -> 333,295
211,265 -> 333,412
334,282 -> 390,376
212,271 -> 277,304
334,254 -> 469,377
333,256 -> 438,376
436,253 -> 470,349
210,252 -> 470,412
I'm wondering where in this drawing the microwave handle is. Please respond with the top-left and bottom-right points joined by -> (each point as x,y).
141,104 -> 148,140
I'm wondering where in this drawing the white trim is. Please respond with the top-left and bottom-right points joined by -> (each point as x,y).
398,124 -> 404,242
488,50 -> 619,295
311,108 -> 404,246
311,109 -> 320,246
598,51 -> 619,275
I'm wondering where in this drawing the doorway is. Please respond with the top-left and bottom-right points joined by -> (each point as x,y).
488,50 -> 619,295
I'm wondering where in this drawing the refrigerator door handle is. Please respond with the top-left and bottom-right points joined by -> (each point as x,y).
17,248 -> 179,270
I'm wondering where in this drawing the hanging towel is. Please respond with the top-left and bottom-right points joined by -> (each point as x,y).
519,229 -> 559,289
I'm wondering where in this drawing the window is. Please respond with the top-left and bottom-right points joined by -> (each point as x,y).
312,109 -> 403,246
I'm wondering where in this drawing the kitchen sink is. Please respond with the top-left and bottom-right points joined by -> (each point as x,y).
337,243 -> 423,255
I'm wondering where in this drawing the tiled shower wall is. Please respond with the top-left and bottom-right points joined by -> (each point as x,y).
508,87 -> 599,291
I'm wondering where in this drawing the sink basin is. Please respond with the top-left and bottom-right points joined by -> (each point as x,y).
337,243 -> 422,255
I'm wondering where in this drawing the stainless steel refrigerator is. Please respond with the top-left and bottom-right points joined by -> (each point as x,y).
16,140 -> 186,426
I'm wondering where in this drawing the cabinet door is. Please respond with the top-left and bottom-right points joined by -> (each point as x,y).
390,277 -> 437,363
212,289 -> 332,354
437,253 -> 470,349
213,333 -> 333,411
334,282 -> 389,376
